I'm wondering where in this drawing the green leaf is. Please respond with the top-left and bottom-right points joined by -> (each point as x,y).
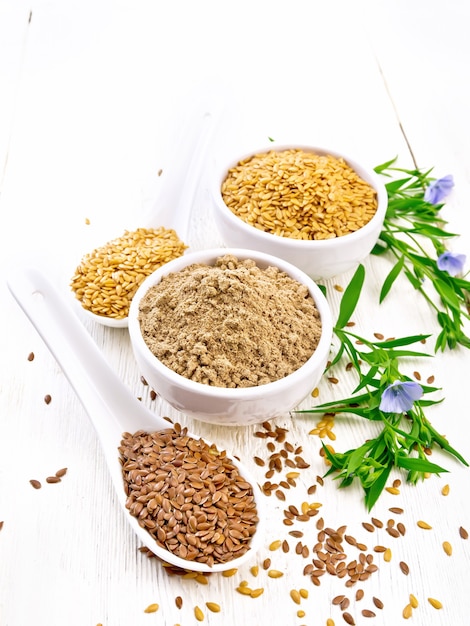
395,455 -> 448,474
373,156 -> 398,174
385,177 -> 412,193
335,264 -> 365,329
374,335 -> 431,348
434,277 -> 462,312
365,464 -> 392,511
379,256 -> 405,303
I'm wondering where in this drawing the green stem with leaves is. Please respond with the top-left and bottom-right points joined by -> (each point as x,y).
373,158 -> 470,351
300,264 -> 468,510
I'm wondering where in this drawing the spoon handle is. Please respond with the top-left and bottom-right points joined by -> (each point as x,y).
141,83 -> 226,241
6,267 -> 168,442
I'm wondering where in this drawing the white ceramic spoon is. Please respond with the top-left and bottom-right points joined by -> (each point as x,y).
72,85 -> 226,329
7,266 -> 265,573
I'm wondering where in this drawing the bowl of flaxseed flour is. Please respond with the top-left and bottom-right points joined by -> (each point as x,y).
128,248 -> 333,426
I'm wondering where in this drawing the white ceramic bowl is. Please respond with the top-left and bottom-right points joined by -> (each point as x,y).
128,248 -> 333,426
211,144 -> 388,280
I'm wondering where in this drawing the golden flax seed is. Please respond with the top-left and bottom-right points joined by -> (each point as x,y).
417,520 -> 432,529
428,597 -> 443,609
290,589 -> 302,604
409,594 -> 418,608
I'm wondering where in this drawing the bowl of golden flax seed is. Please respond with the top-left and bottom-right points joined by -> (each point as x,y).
211,145 -> 388,280
128,247 -> 333,426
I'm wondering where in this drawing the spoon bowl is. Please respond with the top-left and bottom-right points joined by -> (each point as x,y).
7,266 -> 265,572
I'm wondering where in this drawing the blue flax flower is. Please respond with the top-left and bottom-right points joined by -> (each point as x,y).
379,381 -> 423,413
424,174 -> 454,205
437,251 -> 466,277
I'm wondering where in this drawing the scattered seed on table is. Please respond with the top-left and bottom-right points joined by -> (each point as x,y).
251,588 -> 264,598
384,548 -> 392,562
44,394 -> 52,404
332,595 -> 345,605
372,597 -> 384,609
399,561 -> 410,575
327,619 -> 335,626
194,605 -> 204,621
361,609 -> 376,617
29,479 -> 41,489
389,507 -> 404,514
459,526 -> 468,539
342,612 -> 355,625
269,540 -> 282,551
385,487 -> 400,495
144,603 -> 159,613
250,565 -> 259,576
268,570 -> 284,579
441,484 -> 450,496
428,597 -> 443,609
195,574 -> 209,585
175,596 -> 183,609
371,517 -> 383,528
236,585 -> 252,596
55,468 -> 67,478
362,522 -> 375,532
409,594 -> 418,608
413,371 -> 421,380
290,589 -> 301,604
27,352 -> 35,361
402,603 -> 413,619
417,520 -> 432,530
427,375 -> 435,384
205,602 -> 220,613
443,541 -> 452,556
397,522 -> 406,536
0,521 -> 3,531
46,476 -> 61,484
222,568 -> 238,577
355,589 -> 364,601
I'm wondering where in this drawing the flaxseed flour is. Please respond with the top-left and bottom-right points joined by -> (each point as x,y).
138,255 -> 322,387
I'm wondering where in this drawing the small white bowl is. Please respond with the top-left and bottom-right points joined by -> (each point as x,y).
211,144 -> 388,280
128,248 -> 333,426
